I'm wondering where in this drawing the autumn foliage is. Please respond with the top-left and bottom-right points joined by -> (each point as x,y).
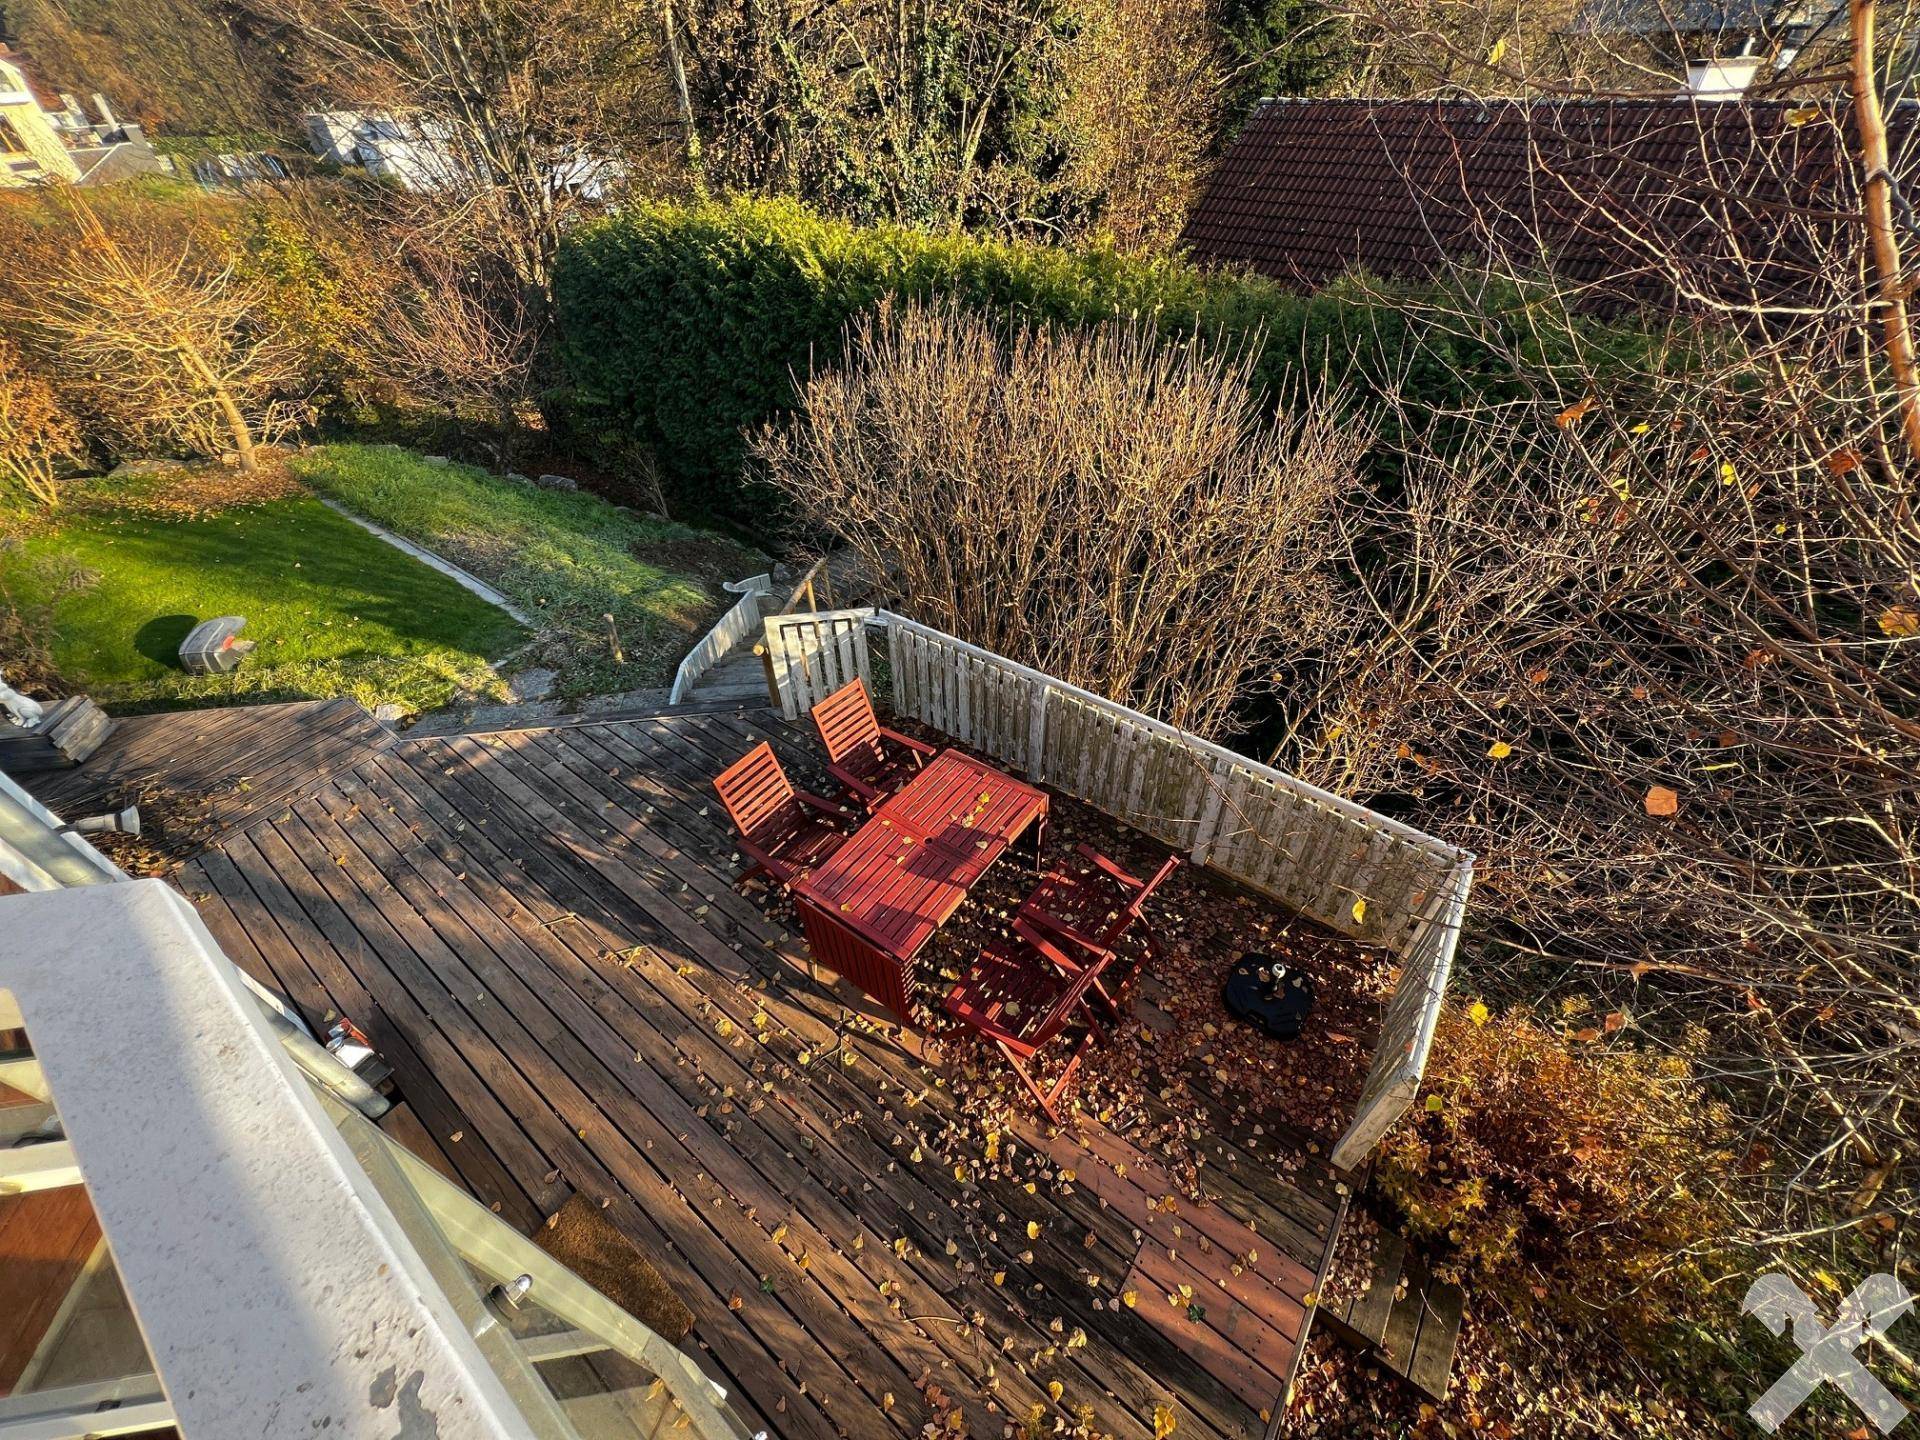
0,338 -> 82,510
1377,1002 -> 1733,1329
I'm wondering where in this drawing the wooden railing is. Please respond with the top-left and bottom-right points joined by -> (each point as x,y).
763,607 -> 1474,1172
668,574 -> 774,704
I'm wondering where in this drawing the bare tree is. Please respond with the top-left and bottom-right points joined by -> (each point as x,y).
1246,1 -> 1920,1298
251,0 -> 676,299
757,301 -> 1366,736
377,244 -> 546,465
4,199 -> 310,475
1048,0 -> 1224,250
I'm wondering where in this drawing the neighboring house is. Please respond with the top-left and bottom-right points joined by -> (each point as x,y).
1180,95 -> 1913,312
1572,0 -> 1848,91
0,44 -> 162,188
304,108 -> 467,192
190,149 -> 294,190
304,107 -> 623,198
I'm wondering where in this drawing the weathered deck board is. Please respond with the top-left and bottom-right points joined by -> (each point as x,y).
14,698 -> 393,846
161,703 -> 1343,1440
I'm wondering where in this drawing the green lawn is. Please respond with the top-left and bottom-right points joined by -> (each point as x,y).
288,445 -> 757,696
6,494 -> 526,714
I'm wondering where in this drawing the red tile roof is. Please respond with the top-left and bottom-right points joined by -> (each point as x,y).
1181,97 -> 1914,309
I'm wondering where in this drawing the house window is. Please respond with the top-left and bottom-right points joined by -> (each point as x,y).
0,112 -> 27,154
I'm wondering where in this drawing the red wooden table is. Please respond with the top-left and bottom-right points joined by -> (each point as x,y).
792,749 -> 1048,1021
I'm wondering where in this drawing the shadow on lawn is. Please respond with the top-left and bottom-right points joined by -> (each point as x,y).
135,614 -> 197,670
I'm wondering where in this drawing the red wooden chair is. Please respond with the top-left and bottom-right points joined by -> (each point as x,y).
944,919 -> 1118,1121
1017,845 -> 1180,983
809,678 -> 936,807
713,742 -> 855,889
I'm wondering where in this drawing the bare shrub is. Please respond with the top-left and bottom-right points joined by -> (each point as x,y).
756,300 -> 1366,737
0,338 -> 82,511
1260,134 -> 1920,1292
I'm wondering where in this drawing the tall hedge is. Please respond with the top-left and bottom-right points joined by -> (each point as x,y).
560,201 -> 1414,526
553,196 -> 1652,533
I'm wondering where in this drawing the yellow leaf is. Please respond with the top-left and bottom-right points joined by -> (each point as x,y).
1720,460 -> 1738,486
1154,1403 -> 1179,1440
1425,1093 -> 1444,1113
770,1223 -> 788,1244
1878,605 -> 1920,637
1468,1000 -> 1490,1026
1048,1381 -> 1065,1404
1027,1221 -> 1042,1240
993,1270 -> 1006,1286
1486,34 -> 1508,66
1488,740 -> 1513,759
1122,1289 -> 1138,1308
1350,897 -> 1367,925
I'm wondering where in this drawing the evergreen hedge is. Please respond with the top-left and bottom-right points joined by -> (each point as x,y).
553,196 -> 1654,533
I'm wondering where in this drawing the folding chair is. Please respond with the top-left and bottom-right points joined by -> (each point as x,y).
809,678 -> 936,808
712,741 -> 855,888
944,918 -> 1118,1121
1017,845 -> 1180,986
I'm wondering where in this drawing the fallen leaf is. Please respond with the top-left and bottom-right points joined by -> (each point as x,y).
1643,784 -> 1679,817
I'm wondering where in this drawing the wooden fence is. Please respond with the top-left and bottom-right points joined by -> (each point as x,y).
668,574 -> 774,704
763,608 -> 1474,1172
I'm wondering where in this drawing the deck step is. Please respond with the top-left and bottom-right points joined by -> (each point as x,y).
687,653 -> 771,706
1326,1232 -> 1464,1401
0,697 -> 113,775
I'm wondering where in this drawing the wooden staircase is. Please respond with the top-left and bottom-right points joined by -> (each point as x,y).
1322,1231 -> 1465,1401
682,550 -> 880,710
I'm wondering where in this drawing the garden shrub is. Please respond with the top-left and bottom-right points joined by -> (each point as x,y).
556,197 -> 1677,536
1377,1000 -> 1736,1334
553,198 -> 1500,532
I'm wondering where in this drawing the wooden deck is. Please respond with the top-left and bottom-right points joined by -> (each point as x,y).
17,698 -> 393,851
145,703 -> 1342,1440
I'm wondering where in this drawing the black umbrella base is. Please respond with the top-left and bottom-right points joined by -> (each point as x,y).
1222,953 -> 1316,1041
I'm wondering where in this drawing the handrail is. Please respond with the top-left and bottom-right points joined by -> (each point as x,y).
669,573 -> 774,704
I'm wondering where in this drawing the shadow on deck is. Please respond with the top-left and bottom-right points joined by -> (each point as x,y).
147,703 -> 1377,1440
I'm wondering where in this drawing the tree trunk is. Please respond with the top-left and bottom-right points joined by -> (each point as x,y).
1849,0 -> 1920,469
214,385 -> 259,474
662,0 -> 705,189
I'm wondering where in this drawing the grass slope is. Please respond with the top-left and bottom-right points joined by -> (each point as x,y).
9,495 -> 524,713
290,445 -> 756,696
